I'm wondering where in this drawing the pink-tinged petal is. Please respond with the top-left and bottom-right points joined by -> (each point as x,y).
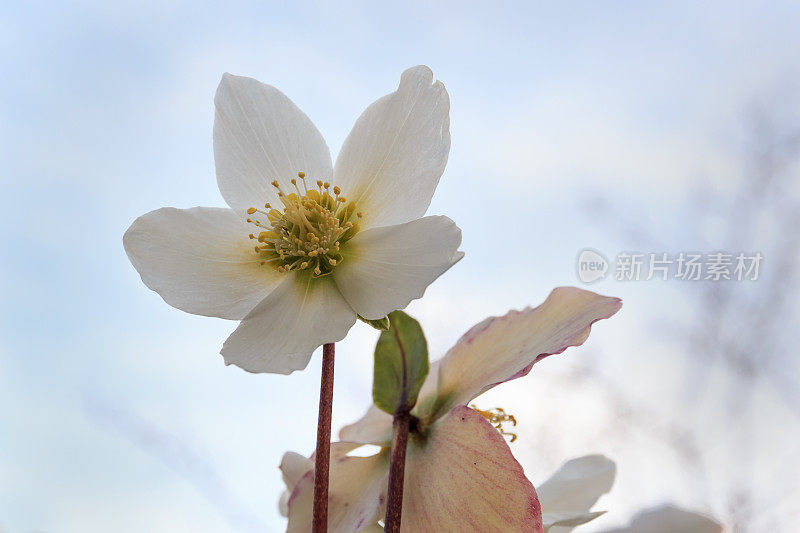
281,451 -> 314,488
537,455 -> 616,514
213,73 -> 333,216
338,404 -> 394,446
402,406 -> 543,532
600,505 -> 724,533
278,451 -> 314,517
432,287 -> 621,416
286,443 -> 389,533
333,66 -> 450,230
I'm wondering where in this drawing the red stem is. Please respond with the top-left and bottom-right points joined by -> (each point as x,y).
384,410 -> 411,533
312,343 -> 335,533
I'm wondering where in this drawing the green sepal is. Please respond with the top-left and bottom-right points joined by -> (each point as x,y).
358,314 -> 391,331
372,310 -> 429,415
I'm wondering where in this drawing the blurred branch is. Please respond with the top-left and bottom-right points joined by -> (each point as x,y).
579,96 -> 800,532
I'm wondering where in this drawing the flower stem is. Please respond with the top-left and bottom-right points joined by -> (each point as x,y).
312,342 -> 335,533
384,409 -> 411,533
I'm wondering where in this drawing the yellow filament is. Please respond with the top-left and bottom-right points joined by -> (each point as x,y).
243,171 -> 361,277
470,405 -> 518,443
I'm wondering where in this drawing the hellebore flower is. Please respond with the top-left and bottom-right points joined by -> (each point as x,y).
279,287 -> 621,531
123,66 -> 463,374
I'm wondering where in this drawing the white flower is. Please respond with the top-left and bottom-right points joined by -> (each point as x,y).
123,66 -> 463,374
278,288 -> 622,531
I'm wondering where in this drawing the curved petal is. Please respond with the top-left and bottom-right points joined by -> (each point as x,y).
402,406 -> 543,532
333,66 -> 450,230
286,443 -> 389,533
600,505 -> 723,533
543,511 -> 606,532
334,216 -> 464,320
537,455 -> 616,514
123,207 -> 282,319
221,275 -> 356,374
278,451 -> 314,517
213,73 -> 332,215
431,288 -> 622,417
338,404 -> 394,445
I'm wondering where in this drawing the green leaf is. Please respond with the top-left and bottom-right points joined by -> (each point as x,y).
372,310 -> 430,415
358,314 -> 391,331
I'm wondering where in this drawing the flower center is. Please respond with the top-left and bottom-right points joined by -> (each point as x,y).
246,172 -> 362,277
470,405 -> 518,442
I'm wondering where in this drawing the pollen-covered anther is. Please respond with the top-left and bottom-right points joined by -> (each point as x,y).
245,172 -> 361,277
470,405 -> 518,443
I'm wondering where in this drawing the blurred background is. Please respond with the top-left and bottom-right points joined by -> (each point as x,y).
2,1 -> 799,531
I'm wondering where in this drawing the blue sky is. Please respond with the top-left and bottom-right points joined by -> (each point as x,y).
3,1 -> 799,531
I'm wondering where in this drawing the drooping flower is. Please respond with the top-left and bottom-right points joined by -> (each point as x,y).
123,66 -> 463,374
278,452 -> 616,533
279,287 -> 622,531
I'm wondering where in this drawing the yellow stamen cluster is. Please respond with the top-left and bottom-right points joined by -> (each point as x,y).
470,405 -> 518,442
246,172 -> 362,277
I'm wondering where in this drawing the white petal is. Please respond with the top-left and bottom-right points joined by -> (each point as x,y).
431,287 -> 622,417
286,443 -> 389,532
402,406 -> 543,532
213,73 -> 332,215
123,207 -> 282,319
537,455 -> 616,513
338,404 -> 394,445
221,275 -> 356,374
278,451 -> 314,517
333,66 -> 450,229
543,511 -> 606,532
333,216 -> 463,320
600,505 -> 724,533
